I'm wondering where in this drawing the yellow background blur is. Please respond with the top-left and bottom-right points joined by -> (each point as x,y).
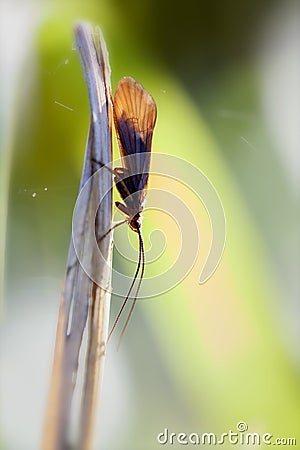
1,0 -> 299,449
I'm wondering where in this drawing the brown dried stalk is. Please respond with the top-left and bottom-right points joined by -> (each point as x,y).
42,23 -> 112,450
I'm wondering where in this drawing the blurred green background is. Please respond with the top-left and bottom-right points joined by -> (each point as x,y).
1,0 -> 299,449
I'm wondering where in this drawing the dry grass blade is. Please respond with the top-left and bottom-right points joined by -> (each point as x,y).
42,23 -> 112,450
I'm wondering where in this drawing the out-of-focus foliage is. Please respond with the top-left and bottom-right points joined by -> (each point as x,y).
1,0 -> 299,449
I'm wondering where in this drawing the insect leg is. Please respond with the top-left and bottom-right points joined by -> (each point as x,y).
97,220 -> 126,243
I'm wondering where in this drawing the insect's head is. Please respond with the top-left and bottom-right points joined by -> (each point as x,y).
129,213 -> 142,233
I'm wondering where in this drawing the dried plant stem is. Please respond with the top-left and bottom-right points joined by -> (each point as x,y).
42,23 -> 112,450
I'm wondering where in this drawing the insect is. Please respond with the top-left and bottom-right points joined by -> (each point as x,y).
103,76 -> 157,343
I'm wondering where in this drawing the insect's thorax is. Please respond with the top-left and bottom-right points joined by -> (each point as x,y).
115,199 -> 143,233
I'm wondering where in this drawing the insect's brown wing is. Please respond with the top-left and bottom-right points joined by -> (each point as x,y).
113,77 -> 157,199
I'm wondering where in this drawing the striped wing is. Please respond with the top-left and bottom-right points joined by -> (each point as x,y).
113,77 -> 157,194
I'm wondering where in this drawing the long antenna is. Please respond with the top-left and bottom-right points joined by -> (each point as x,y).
117,227 -> 145,347
107,228 -> 143,343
